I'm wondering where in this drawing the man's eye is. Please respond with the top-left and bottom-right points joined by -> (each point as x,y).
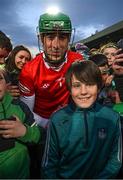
47,35 -> 55,39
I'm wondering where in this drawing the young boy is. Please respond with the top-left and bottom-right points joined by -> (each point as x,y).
42,60 -> 122,179
90,53 -> 121,105
0,31 -> 12,67
0,69 -> 41,178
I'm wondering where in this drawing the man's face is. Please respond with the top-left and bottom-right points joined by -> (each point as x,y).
41,32 -> 70,61
0,47 -> 9,64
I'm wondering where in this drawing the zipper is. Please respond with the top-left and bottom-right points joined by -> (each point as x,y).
83,111 -> 88,147
1,103 -> 6,119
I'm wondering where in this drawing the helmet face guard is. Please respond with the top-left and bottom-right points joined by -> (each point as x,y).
37,12 -> 73,65
38,12 -> 72,34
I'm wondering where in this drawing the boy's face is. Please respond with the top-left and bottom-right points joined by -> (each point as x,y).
99,65 -> 109,84
0,71 -> 7,101
0,47 -> 9,64
103,47 -> 117,66
71,75 -> 99,108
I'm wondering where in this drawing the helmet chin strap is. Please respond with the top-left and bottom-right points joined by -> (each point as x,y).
44,52 -> 67,67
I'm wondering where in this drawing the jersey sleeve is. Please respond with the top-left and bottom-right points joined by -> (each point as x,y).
19,63 -> 35,96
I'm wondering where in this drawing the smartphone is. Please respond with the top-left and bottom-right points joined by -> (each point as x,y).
115,49 -> 123,66
0,116 -> 16,131
7,116 -> 16,121
0,117 -> 16,151
116,49 -> 123,55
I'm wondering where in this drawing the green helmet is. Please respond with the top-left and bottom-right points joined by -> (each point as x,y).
39,12 -> 72,34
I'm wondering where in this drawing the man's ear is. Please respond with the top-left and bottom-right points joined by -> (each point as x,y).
40,34 -> 44,43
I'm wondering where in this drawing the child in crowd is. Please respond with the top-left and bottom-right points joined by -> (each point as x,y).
90,53 -> 121,105
42,60 -> 122,179
0,69 -> 41,178
0,30 -> 12,68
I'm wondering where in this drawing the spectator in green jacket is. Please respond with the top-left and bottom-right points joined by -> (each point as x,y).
42,60 -> 122,179
0,69 -> 41,179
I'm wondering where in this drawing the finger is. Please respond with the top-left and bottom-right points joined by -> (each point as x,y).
2,134 -> 12,138
0,129 -> 12,135
13,115 -> 19,122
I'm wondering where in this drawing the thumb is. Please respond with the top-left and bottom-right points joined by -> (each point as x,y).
12,115 -> 20,121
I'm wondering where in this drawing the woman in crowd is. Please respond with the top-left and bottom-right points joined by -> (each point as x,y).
5,45 -> 32,98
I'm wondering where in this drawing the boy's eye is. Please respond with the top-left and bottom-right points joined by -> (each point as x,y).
72,83 -> 81,88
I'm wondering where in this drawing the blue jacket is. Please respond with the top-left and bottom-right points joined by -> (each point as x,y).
42,101 -> 122,179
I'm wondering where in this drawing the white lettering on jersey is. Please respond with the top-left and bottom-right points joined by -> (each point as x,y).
55,77 -> 65,87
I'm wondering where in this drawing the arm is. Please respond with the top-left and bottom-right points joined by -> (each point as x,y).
19,63 -> 49,128
20,95 -> 49,128
0,100 -> 41,144
42,121 -> 60,178
96,118 -> 122,179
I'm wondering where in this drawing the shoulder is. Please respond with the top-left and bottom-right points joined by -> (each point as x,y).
96,103 -> 120,122
50,104 -> 72,125
20,53 -> 44,78
23,53 -> 43,69
67,50 -> 83,61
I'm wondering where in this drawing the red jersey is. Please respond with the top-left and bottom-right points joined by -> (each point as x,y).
19,51 -> 83,118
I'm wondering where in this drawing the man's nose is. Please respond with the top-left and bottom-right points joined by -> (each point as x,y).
52,36 -> 60,49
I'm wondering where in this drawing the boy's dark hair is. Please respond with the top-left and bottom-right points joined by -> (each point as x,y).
89,54 -> 108,67
0,30 -> 12,52
65,60 -> 102,91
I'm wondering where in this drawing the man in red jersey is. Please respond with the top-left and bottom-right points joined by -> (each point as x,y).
19,12 -> 83,128
19,12 -> 83,178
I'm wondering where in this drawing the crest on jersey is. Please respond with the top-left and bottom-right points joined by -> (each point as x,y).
98,128 -> 107,139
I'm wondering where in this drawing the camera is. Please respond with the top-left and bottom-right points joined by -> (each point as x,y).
116,49 -> 123,55
116,61 -> 123,66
